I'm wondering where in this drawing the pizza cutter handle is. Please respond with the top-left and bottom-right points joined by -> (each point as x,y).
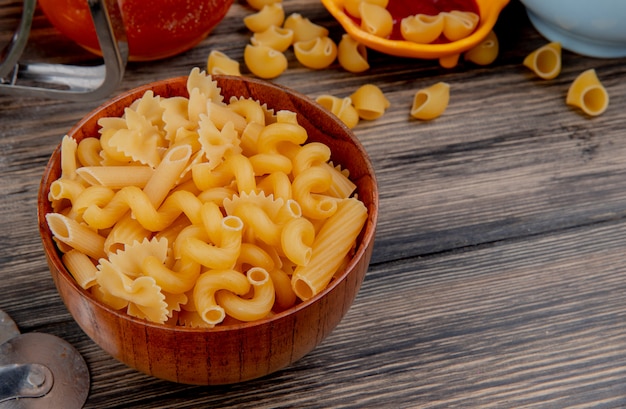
0,363 -> 54,403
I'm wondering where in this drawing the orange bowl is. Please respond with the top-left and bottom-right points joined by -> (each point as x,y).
321,0 -> 510,67
37,75 -> 378,384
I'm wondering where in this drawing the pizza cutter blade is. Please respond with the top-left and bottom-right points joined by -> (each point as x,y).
0,312 -> 90,409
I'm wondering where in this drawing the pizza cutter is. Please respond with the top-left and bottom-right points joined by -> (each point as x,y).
0,309 -> 90,409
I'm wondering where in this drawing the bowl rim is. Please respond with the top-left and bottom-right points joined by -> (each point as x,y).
37,74 -> 379,333
321,0 -> 510,60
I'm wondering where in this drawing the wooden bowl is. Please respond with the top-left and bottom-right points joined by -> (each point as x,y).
37,75 -> 378,385
321,0 -> 510,68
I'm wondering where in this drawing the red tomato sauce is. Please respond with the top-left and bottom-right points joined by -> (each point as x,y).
349,0 -> 479,42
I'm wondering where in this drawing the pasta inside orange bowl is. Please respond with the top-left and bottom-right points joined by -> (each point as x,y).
37,70 -> 378,385
321,0 -> 509,67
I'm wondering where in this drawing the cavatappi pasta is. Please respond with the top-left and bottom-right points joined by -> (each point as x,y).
46,68 -> 367,326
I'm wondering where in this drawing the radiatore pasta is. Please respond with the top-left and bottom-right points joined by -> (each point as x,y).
46,68 -> 368,326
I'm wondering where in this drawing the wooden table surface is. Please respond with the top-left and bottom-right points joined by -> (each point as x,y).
2,1 -> 626,408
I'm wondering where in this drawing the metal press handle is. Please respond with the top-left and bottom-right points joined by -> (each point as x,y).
0,0 -> 128,101
0,363 -> 54,403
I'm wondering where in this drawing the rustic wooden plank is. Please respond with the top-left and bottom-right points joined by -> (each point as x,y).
74,219 -> 626,408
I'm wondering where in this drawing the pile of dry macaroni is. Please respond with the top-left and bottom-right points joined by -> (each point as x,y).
46,68 -> 367,326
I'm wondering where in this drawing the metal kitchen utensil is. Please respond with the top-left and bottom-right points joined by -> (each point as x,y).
0,0 -> 128,101
0,309 -> 90,409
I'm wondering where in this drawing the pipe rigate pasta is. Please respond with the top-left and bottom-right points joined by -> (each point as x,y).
566,69 -> 609,117
244,44 -> 288,79
246,0 -> 281,11
343,0 -> 389,19
46,68 -> 368,326
207,50 -> 241,76
337,34 -> 369,73
283,13 -> 329,43
349,84 -> 390,120
464,30 -> 499,66
442,10 -> 479,41
294,36 -> 338,69
359,2 -> 393,38
315,94 -> 360,129
523,42 -> 561,80
410,82 -> 450,120
243,3 -> 285,33
251,25 -> 294,52
400,14 -> 444,44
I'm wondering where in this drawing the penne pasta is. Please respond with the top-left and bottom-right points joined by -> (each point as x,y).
46,213 -> 106,260
76,165 -> 154,189
291,198 -> 367,300
62,249 -> 98,289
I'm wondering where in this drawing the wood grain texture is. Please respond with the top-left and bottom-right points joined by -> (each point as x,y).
2,0 -> 626,407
